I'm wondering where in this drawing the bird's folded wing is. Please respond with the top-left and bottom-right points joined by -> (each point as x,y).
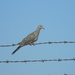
21,32 -> 36,45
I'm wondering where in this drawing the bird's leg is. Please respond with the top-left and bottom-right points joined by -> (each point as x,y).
29,43 -> 36,46
28,43 -> 33,46
32,43 -> 36,46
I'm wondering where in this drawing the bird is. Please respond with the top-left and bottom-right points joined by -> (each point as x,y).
12,25 -> 44,55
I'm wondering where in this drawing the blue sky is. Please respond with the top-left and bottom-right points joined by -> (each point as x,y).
0,0 -> 75,75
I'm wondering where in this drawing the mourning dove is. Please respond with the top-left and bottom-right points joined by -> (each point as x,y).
12,25 -> 44,55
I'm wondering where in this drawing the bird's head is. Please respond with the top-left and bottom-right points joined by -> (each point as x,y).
38,25 -> 44,29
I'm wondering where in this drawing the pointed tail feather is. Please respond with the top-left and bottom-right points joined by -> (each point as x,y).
12,46 -> 22,55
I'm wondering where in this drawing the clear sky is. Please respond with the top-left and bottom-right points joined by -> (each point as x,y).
0,0 -> 75,75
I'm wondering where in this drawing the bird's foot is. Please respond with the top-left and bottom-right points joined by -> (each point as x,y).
32,43 -> 36,46
29,43 -> 36,46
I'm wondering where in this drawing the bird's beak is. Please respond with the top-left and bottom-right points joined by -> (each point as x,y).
43,27 -> 45,29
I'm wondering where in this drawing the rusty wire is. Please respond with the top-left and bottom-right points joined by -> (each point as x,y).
0,58 -> 75,63
64,74 -> 75,75
0,41 -> 75,47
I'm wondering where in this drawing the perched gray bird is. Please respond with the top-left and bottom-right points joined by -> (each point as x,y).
12,25 -> 44,55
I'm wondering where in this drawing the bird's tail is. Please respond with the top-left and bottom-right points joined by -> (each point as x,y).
12,46 -> 22,55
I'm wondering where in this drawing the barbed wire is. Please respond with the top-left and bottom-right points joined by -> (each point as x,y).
0,41 -> 75,47
0,58 -> 75,63
64,73 -> 75,75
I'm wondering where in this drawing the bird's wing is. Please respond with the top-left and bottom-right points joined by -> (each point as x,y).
20,32 -> 37,45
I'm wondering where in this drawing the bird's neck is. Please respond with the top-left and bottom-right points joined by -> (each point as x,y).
35,28 -> 41,34
36,28 -> 41,31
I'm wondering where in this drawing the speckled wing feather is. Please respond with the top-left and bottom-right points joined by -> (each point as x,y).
20,31 -> 38,46
12,32 -> 37,55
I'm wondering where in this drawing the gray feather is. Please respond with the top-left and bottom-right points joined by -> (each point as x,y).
12,25 -> 44,55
